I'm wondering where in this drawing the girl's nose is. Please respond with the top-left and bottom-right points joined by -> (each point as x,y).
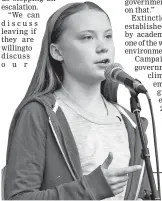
96,39 -> 108,54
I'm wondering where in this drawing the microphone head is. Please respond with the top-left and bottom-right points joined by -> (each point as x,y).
104,63 -> 123,81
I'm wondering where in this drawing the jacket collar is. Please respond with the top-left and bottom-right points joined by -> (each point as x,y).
40,93 -> 82,179
55,107 -> 82,179
120,109 -> 148,200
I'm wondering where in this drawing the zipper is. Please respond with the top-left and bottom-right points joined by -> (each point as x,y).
49,117 -> 77,180
134,161 -> 145,200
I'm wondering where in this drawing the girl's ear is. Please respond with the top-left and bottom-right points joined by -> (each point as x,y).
50,43 -> 63,62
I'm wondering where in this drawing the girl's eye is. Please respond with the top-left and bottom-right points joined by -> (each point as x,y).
105,34 -> 112,39
82,35 -> 93,40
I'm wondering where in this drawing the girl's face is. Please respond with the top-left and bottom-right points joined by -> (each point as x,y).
52,9 -> 115,84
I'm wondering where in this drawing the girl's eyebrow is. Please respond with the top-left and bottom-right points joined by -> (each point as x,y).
78,29 -> 112,34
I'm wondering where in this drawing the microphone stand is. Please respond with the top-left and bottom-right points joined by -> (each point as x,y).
130,91 -> 160,200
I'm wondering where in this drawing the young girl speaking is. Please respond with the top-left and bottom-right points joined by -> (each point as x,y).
4,1 -> 150,200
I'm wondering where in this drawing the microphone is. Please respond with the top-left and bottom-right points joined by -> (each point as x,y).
104,63 -> 147,94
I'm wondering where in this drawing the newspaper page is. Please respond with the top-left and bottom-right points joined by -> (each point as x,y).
0,0 -> 161,199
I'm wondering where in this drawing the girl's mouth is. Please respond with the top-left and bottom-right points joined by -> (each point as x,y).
95,59 -> 110,64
